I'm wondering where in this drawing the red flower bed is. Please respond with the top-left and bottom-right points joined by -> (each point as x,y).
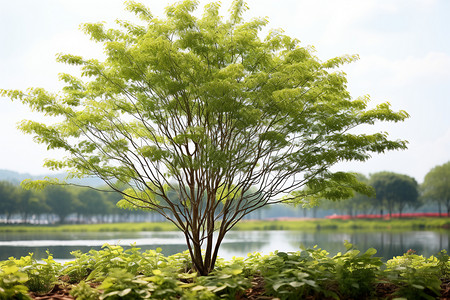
325,212 -> 447,220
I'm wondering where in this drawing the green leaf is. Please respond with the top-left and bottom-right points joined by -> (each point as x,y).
364,248 -> 377,257
273,282 -> 286,291
191,285 -> 206,291
411,284 -> 425,290
152,269 -> 162,275
118,288 -> 132,297
289,281 -> 305,288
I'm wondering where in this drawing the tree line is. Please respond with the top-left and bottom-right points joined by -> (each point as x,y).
0,184 -> 166,224
323,162 -> 450,217
0,161 -> 448,224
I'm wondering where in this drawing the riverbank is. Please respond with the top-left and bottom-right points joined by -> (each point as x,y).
1,217 -> 450,232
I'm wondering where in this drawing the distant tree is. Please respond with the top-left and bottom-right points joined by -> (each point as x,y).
18,189 -> 50,223
0,181 -> 19,222
77,188 -> 111,222
422,161 -> 450,216
44,186 -> 77,224
1,1 -> 408,274
370,172 -> 419,217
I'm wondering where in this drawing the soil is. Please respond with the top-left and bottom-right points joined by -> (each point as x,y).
27,276 -> 450,300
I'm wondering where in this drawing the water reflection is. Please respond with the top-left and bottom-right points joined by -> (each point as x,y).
220,230 -> 450,260
283,230 -> 449,259
0,230 -> 449,261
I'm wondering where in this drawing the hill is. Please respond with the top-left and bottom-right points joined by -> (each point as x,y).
0,169 -> 104,187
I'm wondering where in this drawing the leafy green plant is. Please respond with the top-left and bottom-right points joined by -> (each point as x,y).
78,244 -> 163,281
161,250 -> 193,274
86,244 -> 131,281
266,267 -> 319,300
63,250 -> 92,283
332,243 -> 383,299
197,263 -> 250,299
1,244 -> 449,299
437,249 -> 450,278
385,250 -> 442,299
386,266 -> 441,300
256,250 -> 337,299
0,261 -> 30,300
69,280 -> 100,300
10,251 -> 61,295
98,268 -> 154,299
143,269 -> 183,299
247,243 -> 383,300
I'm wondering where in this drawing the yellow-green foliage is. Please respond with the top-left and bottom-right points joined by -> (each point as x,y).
1,243 -> 448,299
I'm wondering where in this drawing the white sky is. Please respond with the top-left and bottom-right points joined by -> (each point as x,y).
0,0 -> 449,183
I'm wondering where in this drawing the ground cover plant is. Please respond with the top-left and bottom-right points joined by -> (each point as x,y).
1,243 -> 450,299
1,0 -> 408,275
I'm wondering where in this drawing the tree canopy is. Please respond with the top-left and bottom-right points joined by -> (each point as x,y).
1,0 -> 409,274
422,161 -> 450,216
370,172 -> 419,217
323,173 -> 374,216
0,181 -> 18,222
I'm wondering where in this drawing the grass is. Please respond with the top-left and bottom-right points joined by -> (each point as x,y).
0,222 -> 177,233
1,217 -> 450,233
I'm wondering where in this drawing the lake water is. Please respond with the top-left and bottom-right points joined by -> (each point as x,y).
1,230 -> 449,262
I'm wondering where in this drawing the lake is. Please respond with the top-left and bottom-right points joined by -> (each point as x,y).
0,230 -> 449,262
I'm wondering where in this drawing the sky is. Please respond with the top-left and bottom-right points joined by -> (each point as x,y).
0,0 -> 449,183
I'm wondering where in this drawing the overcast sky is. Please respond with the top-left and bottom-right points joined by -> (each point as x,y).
1,0 -> 449,182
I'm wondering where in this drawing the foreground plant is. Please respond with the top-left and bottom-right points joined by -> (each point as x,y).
0,252 -> 62,299
6,252 -> 61,296
0,261 -> 30,300
1,244 -> 448,299
384,250 -> 442,299
1,0 -> 408,275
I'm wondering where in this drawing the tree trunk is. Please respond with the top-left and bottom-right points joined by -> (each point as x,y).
186,209 -> 228,276
59,214 -> 66,224
190,234 -> 207,275
446,198 -> 450,217
347,207 -> 353,218
203,210 -> 215,275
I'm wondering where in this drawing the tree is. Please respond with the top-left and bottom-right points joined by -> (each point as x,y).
370,172 -> 418,217
44,186 -> 76,224
1,1 -> 408,274
18,189 -> 50,223
76,188 -> 110,222
324,173 -> 374,216
0,181 -> 19,222
422,161 -> 450,216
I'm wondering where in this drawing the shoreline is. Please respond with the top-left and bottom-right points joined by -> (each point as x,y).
1,217 -> 450,232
